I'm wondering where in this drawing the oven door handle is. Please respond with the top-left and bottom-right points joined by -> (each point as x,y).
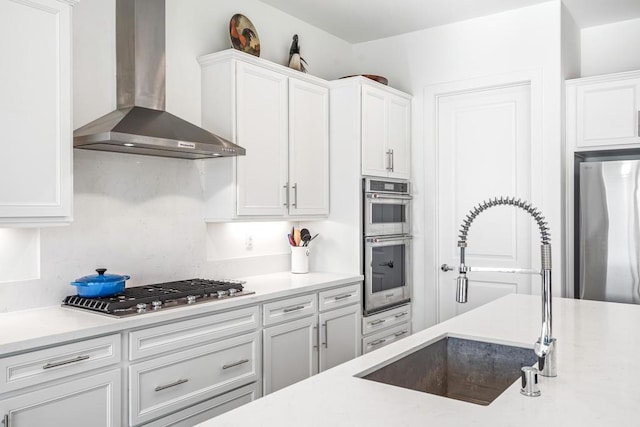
366,235 -> 413,243
365,193 -> 412,201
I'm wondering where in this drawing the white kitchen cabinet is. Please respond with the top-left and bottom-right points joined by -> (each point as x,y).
0,0 -> 76,224
361,83 -> 411,179
262,283 -> 361,395
0,369 -> 120,427
199,49 -> 329,220
361,303 -> 412,353
567,70 -> 640,150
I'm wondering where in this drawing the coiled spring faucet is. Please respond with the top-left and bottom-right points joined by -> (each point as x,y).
450,196 -> 556,377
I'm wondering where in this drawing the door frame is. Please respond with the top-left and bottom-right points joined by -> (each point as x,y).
424,69 -> 544,324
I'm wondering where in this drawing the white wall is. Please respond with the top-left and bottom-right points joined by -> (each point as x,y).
0,0 -> 356,313
581,18 -> 640,77
353,1 -> 564,331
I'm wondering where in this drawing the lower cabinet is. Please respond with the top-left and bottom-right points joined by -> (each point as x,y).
0,369 -> 121,427
362,303 -> 412,354
262,283 -> 362,395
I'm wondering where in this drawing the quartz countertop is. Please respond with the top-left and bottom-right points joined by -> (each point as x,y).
197,294 -> 640,427
0,272 -> 362,355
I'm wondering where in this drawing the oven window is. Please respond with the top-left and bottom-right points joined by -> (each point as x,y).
371,244 -> 406,293
372,203 -> 406,224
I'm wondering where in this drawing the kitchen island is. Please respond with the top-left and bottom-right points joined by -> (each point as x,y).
197,294 -> 639,426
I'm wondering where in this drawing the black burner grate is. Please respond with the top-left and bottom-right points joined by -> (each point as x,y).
62,279 -> 246,315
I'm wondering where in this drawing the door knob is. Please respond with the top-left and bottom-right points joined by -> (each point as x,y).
441,264 -> 456,272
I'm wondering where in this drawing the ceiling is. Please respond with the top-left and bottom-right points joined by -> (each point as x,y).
258,0 -> 640,43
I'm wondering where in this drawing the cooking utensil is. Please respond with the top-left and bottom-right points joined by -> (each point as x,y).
293,229 -> 301,246
70,268 -> 130,298
300,228 -> 311,246
305,233 -> 319,246
288,234 -> 296,246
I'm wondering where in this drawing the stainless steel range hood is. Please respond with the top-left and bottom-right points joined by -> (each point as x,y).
73,0 -> 245,159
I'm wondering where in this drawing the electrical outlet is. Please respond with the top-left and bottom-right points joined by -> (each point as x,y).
245,235 -> 253,250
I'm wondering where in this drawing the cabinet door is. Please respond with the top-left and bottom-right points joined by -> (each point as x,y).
0,0 -> 73,221
576,78 -> 640,148
361,85 -> 389,177
387,95 -> 411,179
319,304 -> 361,372
263,316 -> 318,395
0,369 -> 121,427
235,62 -> 288,216
288,78 -> 329,216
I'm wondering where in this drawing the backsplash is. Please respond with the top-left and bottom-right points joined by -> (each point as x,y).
0,150 -> 290,313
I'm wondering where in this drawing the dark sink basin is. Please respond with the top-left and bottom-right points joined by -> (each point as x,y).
360,336 -> 536,405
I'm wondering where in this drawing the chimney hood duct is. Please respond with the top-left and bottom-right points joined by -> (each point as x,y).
73,0 -> 245,159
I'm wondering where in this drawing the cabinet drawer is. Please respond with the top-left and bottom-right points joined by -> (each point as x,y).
318,283 -> 361,312
129,306 -> 259,361
362,323 -> 411,354
362,304 -> 411,336
142,382 -> 258,427
0,334 -> 120,393
263,293 -> 317,326
129,332 -> 260,426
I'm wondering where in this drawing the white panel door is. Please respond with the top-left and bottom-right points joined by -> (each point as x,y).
0,0 -> 73,219
235,62 -> 288,216
262,316 -> 318,395
319,304 -> 360,372
0,370 -> 120,427
576,78 -> 640,148
361,86 -> 388,177
437,84 -> 532,322
387,95 -> 411,180
288,78 -> 329,215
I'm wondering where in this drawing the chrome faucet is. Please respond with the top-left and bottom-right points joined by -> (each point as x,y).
447,196 -> 557,377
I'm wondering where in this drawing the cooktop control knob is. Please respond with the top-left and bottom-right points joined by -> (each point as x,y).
186,295 -> 196,304
216,290 -> 227,298
151,300 -> 162,310
228,288 -> 238,296
136,303 -> 147,312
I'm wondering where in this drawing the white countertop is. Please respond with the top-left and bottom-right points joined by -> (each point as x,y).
0,272 -> 362,355
197,294 -> 640,427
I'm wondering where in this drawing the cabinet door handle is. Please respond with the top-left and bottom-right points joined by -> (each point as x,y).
283,305 -> 305,313
313,324 -> 319,349
333,294 -> 352,301
390,149 -> 394,172
394,312 -> 408,319
370,319 -> 386,326
283,183 -> 289,207
394,330 -> 408,337
371,338 -> 386,346
292,183 -> 298,208
42,354 -> 90,370
322,322 -> 328,348
222,359 -> 250,370
155,378 -> 189,392
385,150 -> 392,171
2,414 -> 9,427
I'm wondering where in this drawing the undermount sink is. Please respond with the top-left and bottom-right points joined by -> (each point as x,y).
360,336 -> 537,405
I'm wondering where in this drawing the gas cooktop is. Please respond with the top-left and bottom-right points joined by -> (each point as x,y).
62,279 -> 254,318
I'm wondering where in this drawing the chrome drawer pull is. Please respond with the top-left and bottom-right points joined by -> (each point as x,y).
222,359 -> 250,370
370,339 -> 387,346
42,355 -> 90,370
283,305 -> 305,313
333,294 -> 352,301
3,414 -> 9,427
395,312 -> 408,318
394,330 -> 408,337
154,378 -> 189,392
370,319 -> 386,326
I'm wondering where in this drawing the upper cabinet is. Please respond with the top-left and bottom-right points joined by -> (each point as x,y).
199,50 -> 329,221
0,0 -> 76,225
332,78 -> 411,180
567,70 -> 640,151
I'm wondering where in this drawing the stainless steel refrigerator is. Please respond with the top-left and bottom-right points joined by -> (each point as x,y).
579,159 -> 640,304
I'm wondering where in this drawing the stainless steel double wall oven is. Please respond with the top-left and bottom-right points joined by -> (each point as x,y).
363,178 -> 412,315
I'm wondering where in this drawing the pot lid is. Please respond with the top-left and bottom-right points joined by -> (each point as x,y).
73,268 -> 130,284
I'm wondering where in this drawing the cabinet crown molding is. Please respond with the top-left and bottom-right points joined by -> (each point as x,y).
566,69 -> 640,86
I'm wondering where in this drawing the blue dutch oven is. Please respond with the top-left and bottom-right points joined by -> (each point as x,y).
71,268 -> 130,298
